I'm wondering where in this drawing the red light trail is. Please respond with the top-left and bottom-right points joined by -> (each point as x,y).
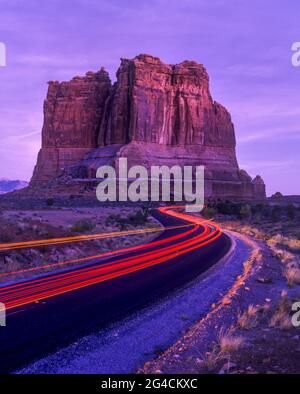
0,206 -> 222,311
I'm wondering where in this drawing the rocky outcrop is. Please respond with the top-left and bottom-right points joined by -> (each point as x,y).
252,175 -> 266,199
98,55 -> 235,148
0,178 -> 28,194
30,54 -> 266,200
31,69 -> 111,183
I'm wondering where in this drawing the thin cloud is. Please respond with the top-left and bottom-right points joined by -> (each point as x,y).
0,131 -> 40,143
238,127 -> 300,144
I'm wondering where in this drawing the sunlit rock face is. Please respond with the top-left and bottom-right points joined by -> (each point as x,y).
30,54 -> 265,199
31,69 -> 111,183
98,54 -> 235,149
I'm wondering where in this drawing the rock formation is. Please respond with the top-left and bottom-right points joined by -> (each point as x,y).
252,175 -> 266,199
30,54 -> 266,200
31,69 -> 111,183
0,178 -> 28,194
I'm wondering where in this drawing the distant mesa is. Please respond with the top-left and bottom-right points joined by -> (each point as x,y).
28,53 -> 266,200
271,191 -> 284,200
0,178 -> 28,194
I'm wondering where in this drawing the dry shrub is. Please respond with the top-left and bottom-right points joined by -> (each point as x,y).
267,234 -> 299,265
199,327 -> 245,371
237,304 -> 259,329
269,297 -> 292,330
284,264 -> 300,287
218,327 -> 244,353
200,344 -> 224,370
269,234 -> 300,253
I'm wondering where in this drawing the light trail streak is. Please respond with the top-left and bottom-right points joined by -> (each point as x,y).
0,224 -> 191,251
0,224 -> 196,278
0,206 -> 222,311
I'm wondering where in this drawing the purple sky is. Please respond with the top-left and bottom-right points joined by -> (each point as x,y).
0,0 -> 299,196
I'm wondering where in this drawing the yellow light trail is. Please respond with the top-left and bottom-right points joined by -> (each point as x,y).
0,223 -> 192,251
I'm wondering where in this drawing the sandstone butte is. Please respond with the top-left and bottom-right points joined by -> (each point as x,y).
29,54 -> 266,200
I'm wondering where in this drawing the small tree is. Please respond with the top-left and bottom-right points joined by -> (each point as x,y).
239,204 -> 252,219
202,207 -> 216,219
272,191 -> 283,200
141,205 -> 149,220
71,219 -> 95,233
271,205 -> 282,222
286,204 -> 296,220
46,197 -> 54,207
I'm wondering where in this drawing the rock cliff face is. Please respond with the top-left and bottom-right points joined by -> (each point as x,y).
31,69 -> 111,182
98,55 -> 235,148
252,175 -> 266,199
30,54 -> 265,200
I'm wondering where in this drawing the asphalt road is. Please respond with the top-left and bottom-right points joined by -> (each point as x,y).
0,206 -> 230,373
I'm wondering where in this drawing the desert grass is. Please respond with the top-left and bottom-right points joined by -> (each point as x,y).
200,344 -> 224,370
269,297 -> 292,330
266,234 -> 300,268
198,327 -> 244,372
218,327 -> 244,353
227,222 -> 300,288
265,233 -> 300,287
267,234 -> 300,254
283,263 -> 300,287
237,304 -> 259,329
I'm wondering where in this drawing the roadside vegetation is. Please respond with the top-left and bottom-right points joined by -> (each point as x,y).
203,199 -> 300,288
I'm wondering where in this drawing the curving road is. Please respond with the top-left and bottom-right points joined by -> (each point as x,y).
0,206 -> 230,373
